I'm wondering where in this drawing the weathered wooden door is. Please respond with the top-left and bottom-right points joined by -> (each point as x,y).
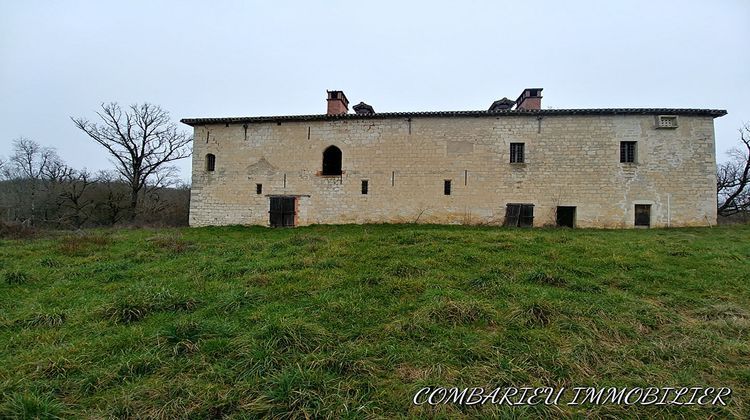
269,197 -> 296,227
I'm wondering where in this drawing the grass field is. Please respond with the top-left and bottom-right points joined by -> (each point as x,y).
1,224 -> 749,418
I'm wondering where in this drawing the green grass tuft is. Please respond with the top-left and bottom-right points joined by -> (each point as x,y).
259,319 -> 330,353
523,269 -> 567,287
426,298 -> 495,326
101,289 -> 198,324
39,257 -> 62,268
0,392 -> 69,419
22,311 -> 66,328
4,270 -> 29,284
514,302 -> 557,327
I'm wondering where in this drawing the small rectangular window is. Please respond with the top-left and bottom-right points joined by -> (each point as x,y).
504,203 -> 534,227
361,180 -> 368,195
510,143 -> 525,163
620,141 -> 637,163
444,180 -> 452,196
256,184 -> 262,194
206,154 -> 216,172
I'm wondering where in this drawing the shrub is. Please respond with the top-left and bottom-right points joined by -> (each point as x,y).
0,221 -> 38,239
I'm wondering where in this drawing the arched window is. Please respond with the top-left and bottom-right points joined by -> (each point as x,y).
322,146 -> 342,175
206,153 -> 216,171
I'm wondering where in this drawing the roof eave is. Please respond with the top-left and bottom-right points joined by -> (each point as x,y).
180,108 -> 727,126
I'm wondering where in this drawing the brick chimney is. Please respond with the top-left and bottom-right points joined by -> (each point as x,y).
515,88 -> 543,110
326,90 -> 349,115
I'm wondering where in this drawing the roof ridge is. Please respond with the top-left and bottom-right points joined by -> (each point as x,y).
181,108 -> 727,125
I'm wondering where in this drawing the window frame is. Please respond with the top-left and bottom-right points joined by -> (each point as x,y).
620,141 -> 637,163
656,115 -> 678,129
510,142 -> 525,163
205,153 -> 216,172
361,179 -> 369,195
444,179 -> 452,196
504,203 -> 534,227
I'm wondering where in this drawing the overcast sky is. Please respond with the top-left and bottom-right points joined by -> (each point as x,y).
1,0 -> 748,182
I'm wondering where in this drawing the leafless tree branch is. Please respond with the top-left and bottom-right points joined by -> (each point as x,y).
717,122 -> 750,216
72,102 -> 192,220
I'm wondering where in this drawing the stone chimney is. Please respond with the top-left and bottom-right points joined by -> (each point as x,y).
326,90 -> 349,115
515,88 -> 543,110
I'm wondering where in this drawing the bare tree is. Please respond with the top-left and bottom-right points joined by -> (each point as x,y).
7,137 -> 61,225
717,123 -> 750,217
57,169 -> 95,228
94,170 -> 130,226
9,137 -> 58,180
71,103 -> 192,221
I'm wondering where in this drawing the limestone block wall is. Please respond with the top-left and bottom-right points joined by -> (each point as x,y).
188,114 -> 717,228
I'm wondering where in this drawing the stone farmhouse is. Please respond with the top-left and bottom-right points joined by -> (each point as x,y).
181,89 -> 726,228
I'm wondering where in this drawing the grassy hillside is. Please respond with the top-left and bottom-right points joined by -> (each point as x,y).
1,224 -> 749,418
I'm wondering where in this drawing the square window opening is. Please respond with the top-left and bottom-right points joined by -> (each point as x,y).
510,143 -> 525,163
620,141 -> 637,163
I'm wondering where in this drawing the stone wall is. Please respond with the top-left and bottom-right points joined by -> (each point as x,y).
188,114 -> 718,228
